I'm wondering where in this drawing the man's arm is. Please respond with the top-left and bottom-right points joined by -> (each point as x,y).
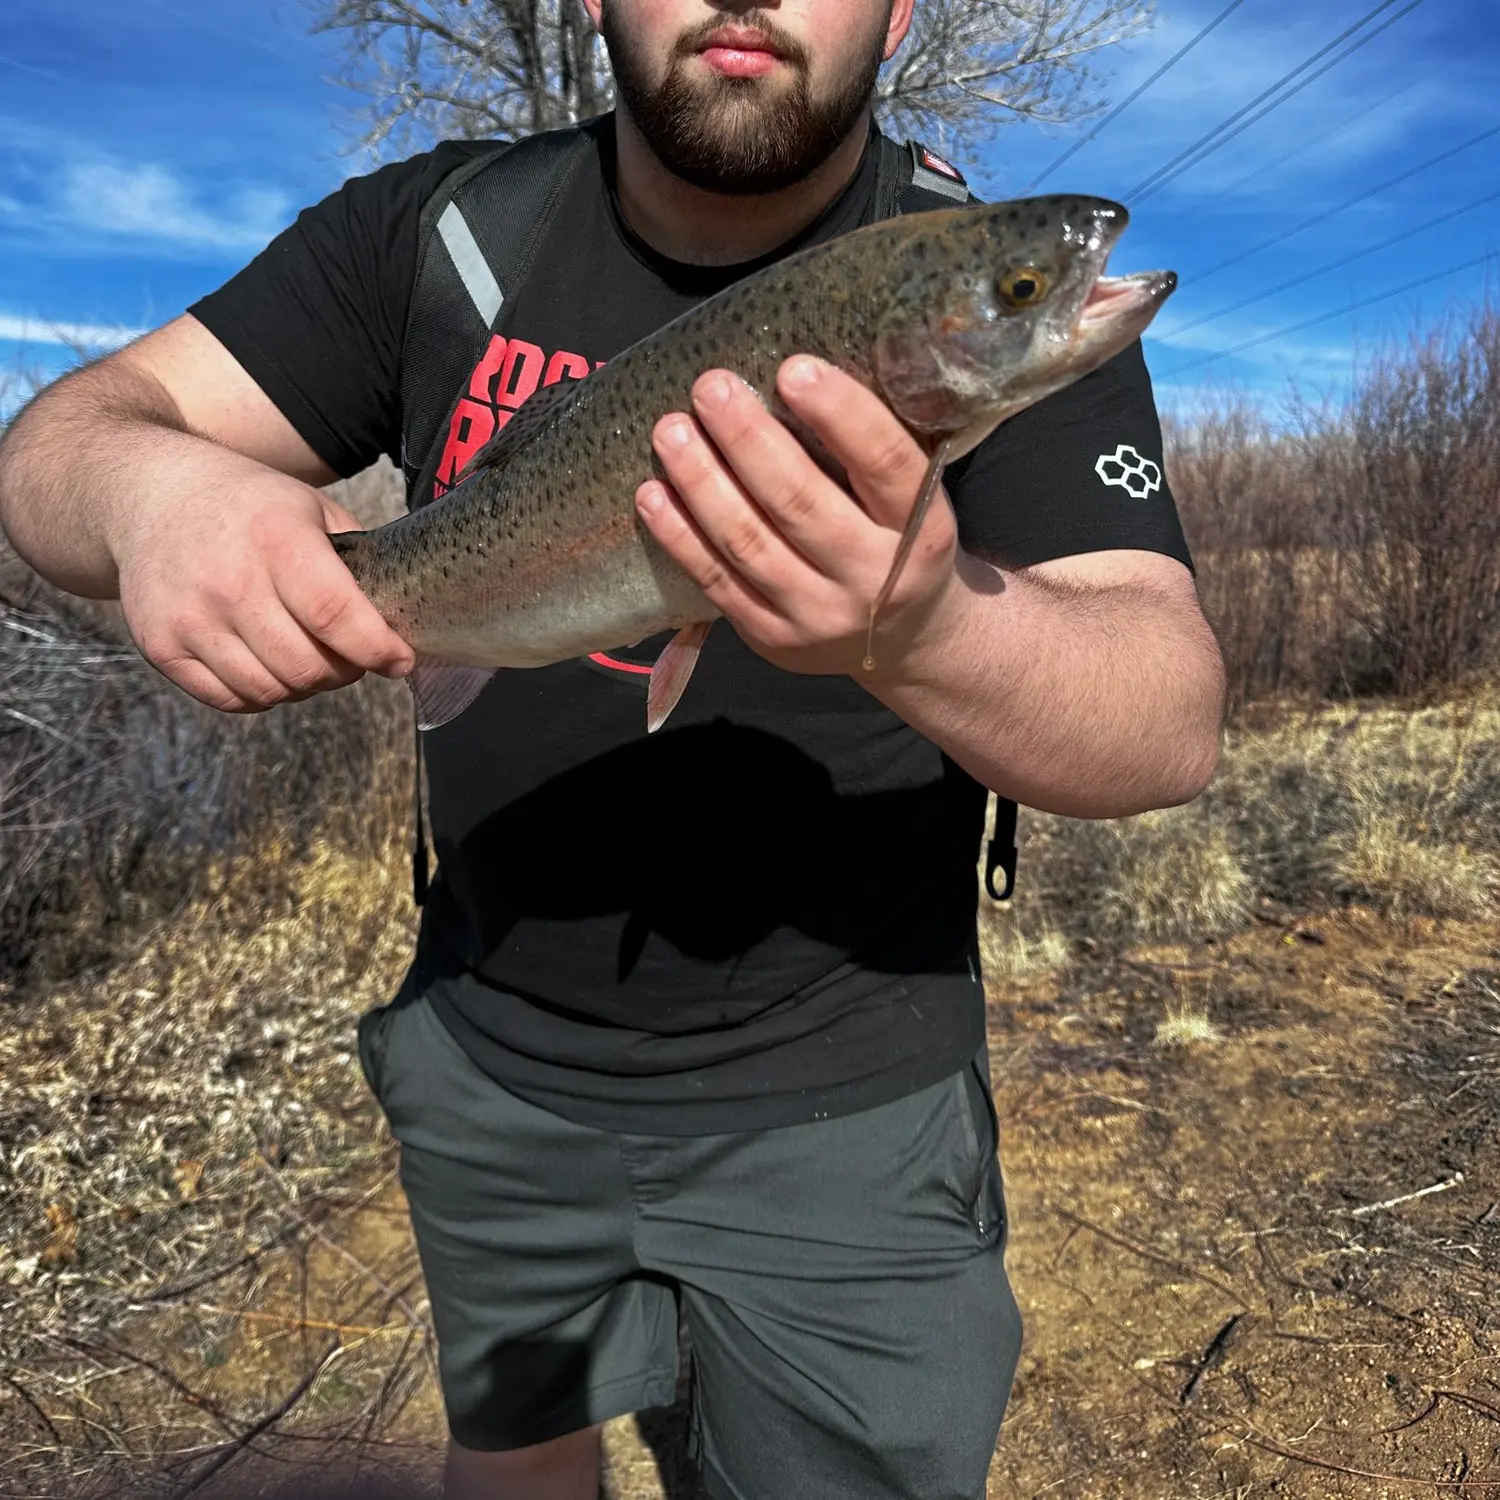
0,314 -> 413,711
635,356 -> 1224,817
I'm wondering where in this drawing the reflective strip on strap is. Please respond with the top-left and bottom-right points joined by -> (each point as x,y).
909,163 -> 970,202
437,200 -> 504,325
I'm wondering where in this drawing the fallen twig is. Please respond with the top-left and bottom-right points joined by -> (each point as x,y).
1181,1313 -> 1247,1405
1349,1171 -> 1465,1218
1054,1207 -> 1249,1310
164,1341 -> 343,1500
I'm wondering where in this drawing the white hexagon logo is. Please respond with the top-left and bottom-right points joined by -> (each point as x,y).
1094,444 -> 1161,499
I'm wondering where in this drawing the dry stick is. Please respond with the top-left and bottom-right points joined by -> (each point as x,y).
1054,1206 -> 1251,1310
1384,1389 -> 1500,1436
1180,1313 -> 1247,1405
255,1155 -> 438,1382
192,1305 -> 404,1337
139,1222 -> 303,1303
49,1335 -> 238,1437
0,1372 -> 62,1448
1349,1171 -> 1466,1218
164,1342 -> 343,1500
1240,1425 -> 1499,1488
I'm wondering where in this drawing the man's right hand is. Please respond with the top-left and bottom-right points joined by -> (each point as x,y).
114,466 -> 414,714
0,313 -> 415,715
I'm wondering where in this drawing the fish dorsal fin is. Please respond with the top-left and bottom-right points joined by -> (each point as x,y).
453,377 -> 586,488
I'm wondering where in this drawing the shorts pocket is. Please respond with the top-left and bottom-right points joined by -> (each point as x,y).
954,1050 -> 1006,1245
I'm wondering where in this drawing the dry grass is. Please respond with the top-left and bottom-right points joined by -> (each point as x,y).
1151,1001 -> 1221,1048
978,687 -> 1500,983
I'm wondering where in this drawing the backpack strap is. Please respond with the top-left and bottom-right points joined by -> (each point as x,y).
400,120 -> 598,905
400,119 -> 603,509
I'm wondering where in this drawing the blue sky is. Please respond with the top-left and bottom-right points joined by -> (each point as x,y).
1,0 -> 1496,421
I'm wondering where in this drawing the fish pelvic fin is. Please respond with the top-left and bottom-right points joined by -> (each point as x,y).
410,658 -> 498,730
863,436 -> 952,674
647,621 -> 712,733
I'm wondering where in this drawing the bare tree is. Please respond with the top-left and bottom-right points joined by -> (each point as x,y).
313,0 -> 1154,166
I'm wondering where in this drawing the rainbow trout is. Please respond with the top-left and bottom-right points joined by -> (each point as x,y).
331,195 -> 1176,732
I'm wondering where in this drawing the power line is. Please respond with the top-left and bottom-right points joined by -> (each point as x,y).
1159,186 -> 1500,339
1210,64 -> 1436,201
1158,249 -> 1498,379
1133,0 -> 1429,202
1021,0 -> 1254,193
1190,122 -> 1500,284
1126,0 -> 1416,202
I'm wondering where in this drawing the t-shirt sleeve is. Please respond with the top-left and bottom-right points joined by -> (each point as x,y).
944,338 -> 1193,573
187,141 -> 490,478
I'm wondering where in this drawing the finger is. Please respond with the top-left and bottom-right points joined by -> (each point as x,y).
164,630 -> 299,711
651,411 -> 824,610
776,357 -> 944,534
689,370 -> 877,580
274,535 -> 415,679
231,595 -> 368,699
635,478 -> 785,635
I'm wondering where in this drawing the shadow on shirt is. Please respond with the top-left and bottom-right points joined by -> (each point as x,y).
424,719 -> 985,1002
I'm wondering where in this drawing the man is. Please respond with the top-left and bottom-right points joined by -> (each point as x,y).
0,0 -> 1225,1494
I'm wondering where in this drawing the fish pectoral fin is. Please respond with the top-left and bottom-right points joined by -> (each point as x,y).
409,658 -> 498,730
647,621 -> 712,733
863,436 -> 952,673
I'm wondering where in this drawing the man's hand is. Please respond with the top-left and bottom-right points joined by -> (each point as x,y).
112,462 -> 415,715
636,355 -> 960,679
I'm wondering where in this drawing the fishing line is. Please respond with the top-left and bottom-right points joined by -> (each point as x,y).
1158,186 -> 1500,338
1157,248 -> 1499,378
1021,0 -> 1254,193
1126,0 -> 1423,202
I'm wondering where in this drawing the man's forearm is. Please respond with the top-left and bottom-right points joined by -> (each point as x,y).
873,551 -> 1226,817
0,357 -> 201,599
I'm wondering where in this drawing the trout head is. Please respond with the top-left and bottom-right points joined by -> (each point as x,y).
873,195 -> 1176,458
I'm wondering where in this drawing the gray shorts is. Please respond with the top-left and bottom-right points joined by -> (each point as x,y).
357,985 -> 1023,1500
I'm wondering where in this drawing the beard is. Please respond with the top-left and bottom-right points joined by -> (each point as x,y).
600,4 -> 888,196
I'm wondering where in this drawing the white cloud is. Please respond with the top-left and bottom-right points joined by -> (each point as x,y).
57,161 -> 293,253
0,313 -> 145,350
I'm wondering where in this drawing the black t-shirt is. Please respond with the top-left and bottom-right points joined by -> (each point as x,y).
190,117 -> 1191,1133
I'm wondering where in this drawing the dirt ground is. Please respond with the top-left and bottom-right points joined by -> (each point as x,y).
12,907 -> 1500,1500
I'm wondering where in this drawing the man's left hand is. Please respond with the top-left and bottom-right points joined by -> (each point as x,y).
635,355 -> 959,679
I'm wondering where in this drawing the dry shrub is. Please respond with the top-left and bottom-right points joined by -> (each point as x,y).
977,894 -> 1069,983
1153,1002 -> 1222,1048
0,462 -> 413,984
1002,690 -> 1500,946
1167,302 -> 1500,707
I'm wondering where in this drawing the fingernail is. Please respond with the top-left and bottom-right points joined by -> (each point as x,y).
695,373 -> 733,410
636,484 -> 664,516
657,418 -> 693,450
782,357 -> 820,393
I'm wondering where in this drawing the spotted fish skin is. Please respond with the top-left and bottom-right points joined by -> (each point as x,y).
330,195 -> 1176,727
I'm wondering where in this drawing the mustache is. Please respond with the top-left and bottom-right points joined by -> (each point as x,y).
671,10 -> 811,69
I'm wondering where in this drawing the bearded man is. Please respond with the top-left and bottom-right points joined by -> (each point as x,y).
0,2 -> 1225,1495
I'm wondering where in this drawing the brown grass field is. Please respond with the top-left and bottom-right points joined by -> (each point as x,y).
2,311 -> 1498,1496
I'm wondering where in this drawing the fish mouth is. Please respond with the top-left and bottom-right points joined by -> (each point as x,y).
1077,269 -> 1178,340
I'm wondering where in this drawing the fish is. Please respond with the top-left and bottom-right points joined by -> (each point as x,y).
330,194 -> 1176,733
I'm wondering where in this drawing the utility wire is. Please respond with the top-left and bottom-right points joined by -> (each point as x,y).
1190,121 -> 1500,284
1158,249 -> 1498,378
1126,0 -> 1414,201
1211,64 -> 1436,201
1159,186 -> 1500,338
1021,0 -> 1253,193
1134,0 -> 1429,202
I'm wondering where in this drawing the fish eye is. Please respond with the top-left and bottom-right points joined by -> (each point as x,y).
999,267 -> 1050,309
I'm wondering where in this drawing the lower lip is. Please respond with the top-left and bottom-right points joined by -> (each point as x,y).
699,46 -> 780,78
